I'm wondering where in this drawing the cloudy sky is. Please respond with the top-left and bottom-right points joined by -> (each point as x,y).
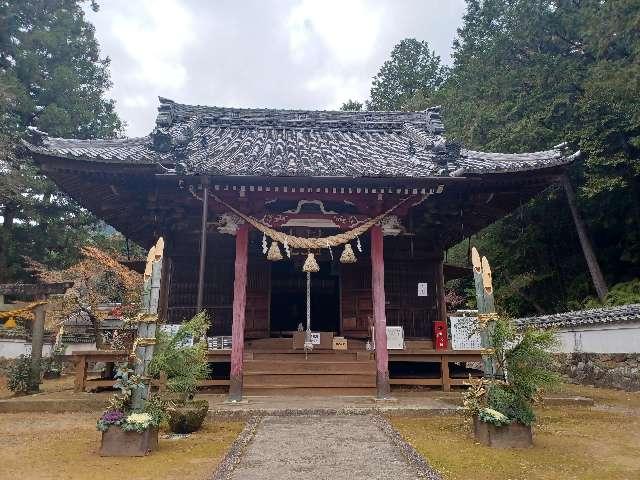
85,0 -> 467,137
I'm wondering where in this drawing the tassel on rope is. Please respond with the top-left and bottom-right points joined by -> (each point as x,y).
284,238 -> 291,258
262,233 -> 268,254
356,236 -> 362,253
340,243 -> 357,264
302,252 -> 320,273
267,241 -> 283,261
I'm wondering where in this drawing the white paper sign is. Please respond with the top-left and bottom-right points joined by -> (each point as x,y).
417,283 -> 428,297
310,332 -> 321,345
386,326 -> 405,349
450,316 -> 482,350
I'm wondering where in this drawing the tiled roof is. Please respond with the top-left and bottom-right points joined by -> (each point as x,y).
514,304 -> 640,329
24,97 -> 578,178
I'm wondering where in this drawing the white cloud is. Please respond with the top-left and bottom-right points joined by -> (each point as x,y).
107,0 -> 194,90
305,74 -> 370,109
287,0 -> 382,65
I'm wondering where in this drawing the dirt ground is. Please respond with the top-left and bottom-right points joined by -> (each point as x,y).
0,412 -> 243,480
390,383 -> 640,480
0,374 -> 76,399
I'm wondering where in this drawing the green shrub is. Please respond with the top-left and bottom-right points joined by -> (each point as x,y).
7,355 -> 39,394
464,316 -> 560,427
584,279 -> 640,308
148,311 -> 210,403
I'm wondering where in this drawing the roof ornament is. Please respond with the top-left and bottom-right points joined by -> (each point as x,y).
25,126 -> 48,146
424,106 -> 445,135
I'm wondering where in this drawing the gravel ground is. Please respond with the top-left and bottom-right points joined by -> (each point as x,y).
213,414 -> 441,480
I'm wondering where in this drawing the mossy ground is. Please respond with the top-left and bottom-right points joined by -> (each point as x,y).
390,383 -> 640,480
0,411 -> 243,480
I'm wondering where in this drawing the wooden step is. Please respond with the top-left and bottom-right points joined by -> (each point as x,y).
244,360 -> 376,375
249,352 -> 371,361
243,387 -> 376,396
243,374 -> 376,388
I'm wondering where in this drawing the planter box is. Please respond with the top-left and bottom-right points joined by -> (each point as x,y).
100,426 -> 159,456
473,416 -> 533,448
167,399 -> 209,434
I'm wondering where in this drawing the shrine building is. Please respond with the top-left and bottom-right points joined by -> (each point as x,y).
24,98 -> 578,399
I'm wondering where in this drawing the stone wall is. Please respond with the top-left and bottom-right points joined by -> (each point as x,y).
555,353 -> 640,391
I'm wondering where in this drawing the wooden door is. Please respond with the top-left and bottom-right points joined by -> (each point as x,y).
244,257 -> 270,338
340,262 -> 372,338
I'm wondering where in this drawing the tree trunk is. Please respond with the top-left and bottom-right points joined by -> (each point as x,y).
561,175 -> 608,301
0,203 -> 16,282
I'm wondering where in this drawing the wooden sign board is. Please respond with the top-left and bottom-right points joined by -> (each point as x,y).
450,316 -> 482,350
332,336 -> 348,350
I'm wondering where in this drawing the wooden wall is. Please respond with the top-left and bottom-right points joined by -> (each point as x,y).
165,231 -> 443,339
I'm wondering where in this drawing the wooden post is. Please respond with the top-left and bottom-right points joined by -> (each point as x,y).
196,184 -> 209,312
371,225 -> 390,399
441,354 -> 451,392
229,224 -> 249,401
561,175 -> 608,301
74,354 -> 88,393
29,303 -> 46,392
435,258 -> 446,322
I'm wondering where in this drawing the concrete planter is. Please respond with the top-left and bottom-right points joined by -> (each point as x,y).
99,426 -> 159,456
473,416 -> 533,448
167,399 -> 209,434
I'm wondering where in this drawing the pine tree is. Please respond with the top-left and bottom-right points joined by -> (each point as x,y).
0,0 -> 123,281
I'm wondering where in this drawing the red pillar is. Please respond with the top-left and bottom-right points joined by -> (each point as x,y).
229,224 -> 249,401
371,225 -> 391,398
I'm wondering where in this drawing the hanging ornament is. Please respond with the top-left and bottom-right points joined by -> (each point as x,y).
267,241 -> 283,261
284,238 -> 291,258
356,236 -> 362,253
302,252 -> 320,272
340,243 -> 357,264
326,240 -> 333,260
262,233 -> 268,254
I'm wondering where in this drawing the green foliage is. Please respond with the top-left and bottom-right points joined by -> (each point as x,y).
584,279 -> 640,308
148,312 -> 210,402
436,0 -> 640,315
0,0 -> 123,282
368,1 -> 640,316
463,317 -> 559,426
7,355 -> 39,394
340,100 -> 363,111
368,38 -> 445,110
490,317 -> 559,425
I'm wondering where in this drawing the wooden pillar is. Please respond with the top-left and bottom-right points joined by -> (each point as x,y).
371,225 -> 390,399
561,175 -> 608,301
196,185 -> 209,312
435,257 -> 446,322
29,303 -> 46,392
229,224 -> 249,401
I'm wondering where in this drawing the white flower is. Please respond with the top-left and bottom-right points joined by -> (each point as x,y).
482,408 -> 509,422
126,412 -> 152,425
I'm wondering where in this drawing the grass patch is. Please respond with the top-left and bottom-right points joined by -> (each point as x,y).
0,412 -> 243,480
390,384 -> 640,480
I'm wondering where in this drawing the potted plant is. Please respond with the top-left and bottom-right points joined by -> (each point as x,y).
97,366 -> 165,456
463,316 -> 559,448
148,312 -> 210,434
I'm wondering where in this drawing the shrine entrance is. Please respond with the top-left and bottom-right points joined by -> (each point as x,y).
269,260 -> 340,337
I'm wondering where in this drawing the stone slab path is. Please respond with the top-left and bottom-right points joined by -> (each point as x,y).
221,415 -> 440,480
